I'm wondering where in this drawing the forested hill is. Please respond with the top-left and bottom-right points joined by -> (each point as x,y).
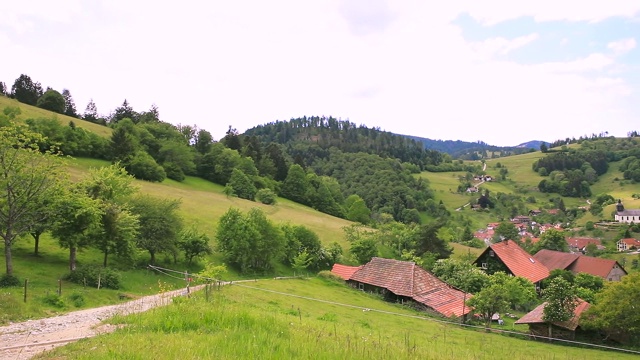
242,116 -> 445,170
403,135 -> 541,160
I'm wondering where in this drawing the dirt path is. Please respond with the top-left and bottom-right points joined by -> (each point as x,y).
0,284 -> 204,360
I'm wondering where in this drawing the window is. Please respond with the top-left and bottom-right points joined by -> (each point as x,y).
358,283 -> 364,291
481,263 -> 488,269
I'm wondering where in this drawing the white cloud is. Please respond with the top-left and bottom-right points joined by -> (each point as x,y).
460,0 -> 640,25
470,33 -> 539,60
608,38 -> 637,54
0,1 -> 637,146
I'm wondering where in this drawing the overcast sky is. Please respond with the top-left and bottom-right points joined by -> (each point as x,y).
2,1 -> 640,146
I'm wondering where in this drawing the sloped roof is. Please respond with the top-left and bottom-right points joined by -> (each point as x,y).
566,237 -> 601,249
349,257 -> 415,297
515,299 -> 591,331
617,209 -> 640,216
568,256 -> 627,279
485,240 -> 550,283
330,264 -> 362,281
348,257 -> 471,317
618,238 -> 640,247
533,250 -> 579,271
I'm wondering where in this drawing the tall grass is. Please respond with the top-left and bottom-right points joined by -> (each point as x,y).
37,277 -> 638,360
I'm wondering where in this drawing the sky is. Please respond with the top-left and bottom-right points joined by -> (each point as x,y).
1,1 -> 640,146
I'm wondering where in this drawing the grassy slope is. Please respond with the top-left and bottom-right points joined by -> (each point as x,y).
39,277 -> 636,360
0,96 -> 112,137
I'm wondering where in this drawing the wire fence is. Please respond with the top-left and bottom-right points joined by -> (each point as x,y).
147,264 -> 640,356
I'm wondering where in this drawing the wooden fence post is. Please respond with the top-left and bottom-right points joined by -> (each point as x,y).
23,279 -> 28,303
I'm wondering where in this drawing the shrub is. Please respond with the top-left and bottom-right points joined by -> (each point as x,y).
42,293 -> 66,308
317,270 -> 344,283
64,265 -> 122,290
0,274 -> 20,287
256,188 -> 277,205
69,292 -> 86,307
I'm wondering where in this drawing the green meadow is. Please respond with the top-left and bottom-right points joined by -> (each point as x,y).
0,96 -> 112,137
37,277 -> 638,360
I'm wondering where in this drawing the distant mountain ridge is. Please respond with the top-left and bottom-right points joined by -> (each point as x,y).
402,135 -> 548,159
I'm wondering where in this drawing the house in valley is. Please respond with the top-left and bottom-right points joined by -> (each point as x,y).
614,200 -> 640,223
473,240 -> 550,287
533,249 -> 627,281
617,238 -> 640,252
515,299 -> 591,340
566,237 -> 603,253
332,257 -> 471,318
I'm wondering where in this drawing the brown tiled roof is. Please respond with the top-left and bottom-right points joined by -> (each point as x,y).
330,264 -> 362,281
533,250 -> 579,271
566,237 -> 601,249
533,249 -> 627,279
349,257 -> 471,317
568,256 -> 627,279
515,299 -> 591,331
486,240 -> 550,283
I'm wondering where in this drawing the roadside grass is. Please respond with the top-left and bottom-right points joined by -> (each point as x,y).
37,277 -> 638,360
0,96 -> 112,137
0,235 -> 188,323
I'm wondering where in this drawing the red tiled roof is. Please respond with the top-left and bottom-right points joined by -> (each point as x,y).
515,299 -> 591,331
348,257 -> 471,317
568,256 -> 626,279
618,238 -> 640,247
487,240 -> 550,283
330,264 -> 362,281
566,237 -> 601,249
533,250 -> 579,271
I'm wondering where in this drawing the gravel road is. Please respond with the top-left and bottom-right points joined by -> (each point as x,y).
0,285 -> 204,360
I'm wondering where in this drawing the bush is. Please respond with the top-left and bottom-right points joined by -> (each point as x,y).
42,293 -> 65,308
317,270 -> 344,283
163,161 -> 185,182
69,292 -> 86,307
256,188 -> 277,205
0,274 -> 20,287
125,151 -> 166,182
64,265 -> 122,290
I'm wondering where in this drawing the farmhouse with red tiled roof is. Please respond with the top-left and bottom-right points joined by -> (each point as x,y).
515,299 -> 591,340
533,249 -> 626,281
617,238 -> 640,252
566,237 -> 603,253
474,240 -> 550,285
332,257 -> 471,318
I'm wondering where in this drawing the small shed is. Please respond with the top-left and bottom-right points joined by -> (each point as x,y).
515,299 -> 590,340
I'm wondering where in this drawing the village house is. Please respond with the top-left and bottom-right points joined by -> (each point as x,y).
515,299 -> 591,340
566,237 -> 603,253
331,257 -> 471,318
474,240 -> 550,288
614,200 -> 640,223
533,249 -> 627,281
617,238 -> 640,252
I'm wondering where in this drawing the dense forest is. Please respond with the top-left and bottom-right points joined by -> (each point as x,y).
534,137 -> 640,197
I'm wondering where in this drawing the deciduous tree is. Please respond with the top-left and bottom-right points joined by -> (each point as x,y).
37,89 -> 65,114
0,125 -> 65,281
542,277 -> 578,338
129,195 -> 183,264
581,272 -> 640,345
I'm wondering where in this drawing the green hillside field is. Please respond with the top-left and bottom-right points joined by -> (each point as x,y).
38,277 -> 639,360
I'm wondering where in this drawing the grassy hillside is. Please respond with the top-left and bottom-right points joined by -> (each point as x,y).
39,277 -> 637,359
68,158 -> 353,248
0,96 -> 112,137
